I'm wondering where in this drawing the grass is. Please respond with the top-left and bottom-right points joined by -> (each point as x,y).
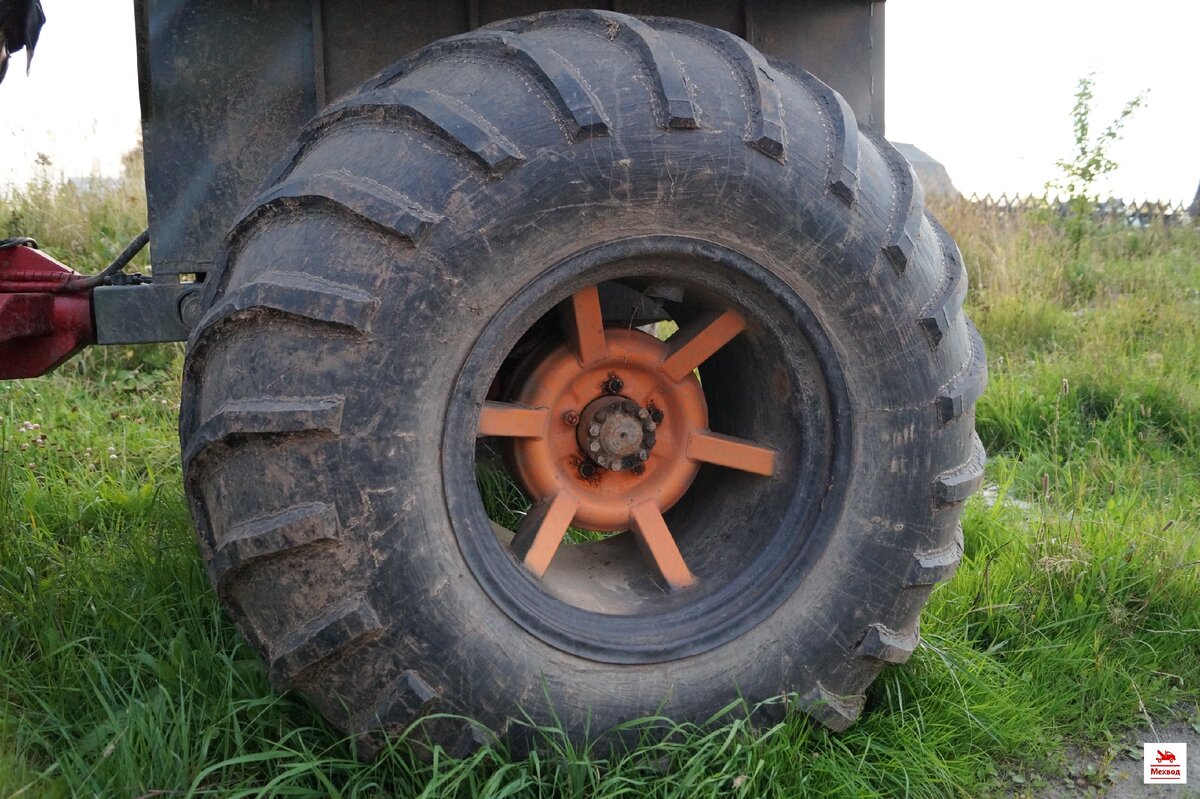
2,169 -> 1199,796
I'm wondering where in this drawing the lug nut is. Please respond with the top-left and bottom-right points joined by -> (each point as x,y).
637,449 -> 649,461
622,400 -> 637,413
563,410 -> 580,426
588,423 -> 601,437
589,441 -> 601,453
609,461 -> 622,472
644,421 -> 657,432
637,408 -> 649,420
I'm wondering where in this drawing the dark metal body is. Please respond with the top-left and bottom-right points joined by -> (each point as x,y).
133,0 -> 884,282
0,1 -> 884,375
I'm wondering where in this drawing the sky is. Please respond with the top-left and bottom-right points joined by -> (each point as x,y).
0,1 -> 1197,204
887,1 -> 1198,204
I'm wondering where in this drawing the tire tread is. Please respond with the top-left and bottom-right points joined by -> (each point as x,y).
857,621 -> 919,664
323,88 -> 525,172
788,68 -> 860,203
863,128 -> 924,270
371,30 -> 610,140
214,502 -> 340,588
906,523 -> 965,586
649,20 -> 785,159
937,322 -> 987,424
269,597 -> 383,686
184,395 -> 344,466
233,172 -> 442,246
918,213 -> 967,348
934,432 -> 986,506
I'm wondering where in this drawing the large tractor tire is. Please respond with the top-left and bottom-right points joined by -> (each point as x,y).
180,11 -> 985,754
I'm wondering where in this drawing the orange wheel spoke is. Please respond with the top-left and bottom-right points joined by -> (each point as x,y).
511,492 -> 580,577
477,401 -> 549,438
629,500 -> 694,591
567,285 -> 607,365
687,430 -> 776,476
660,309 -> 746,383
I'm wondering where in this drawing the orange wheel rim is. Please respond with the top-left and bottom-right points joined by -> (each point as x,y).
477,285 -> 778,591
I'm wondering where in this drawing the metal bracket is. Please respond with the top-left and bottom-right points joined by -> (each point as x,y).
93,282 -> 203,344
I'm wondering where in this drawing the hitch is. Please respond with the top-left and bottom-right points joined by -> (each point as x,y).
0,236 -> 203,380
0,242 -> 95,379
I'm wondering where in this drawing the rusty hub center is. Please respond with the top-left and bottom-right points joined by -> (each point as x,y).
578,396 -> 656,471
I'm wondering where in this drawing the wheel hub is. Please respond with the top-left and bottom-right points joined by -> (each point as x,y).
508,327 -> 708,532
577,395 -> 656,471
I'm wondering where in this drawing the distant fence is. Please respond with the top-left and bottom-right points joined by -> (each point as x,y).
964,193 -> 1194,227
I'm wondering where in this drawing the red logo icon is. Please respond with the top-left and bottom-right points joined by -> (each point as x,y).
1157,750 -> 1177,764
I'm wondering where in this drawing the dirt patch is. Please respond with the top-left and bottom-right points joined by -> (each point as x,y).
1012,714 -> 1199,798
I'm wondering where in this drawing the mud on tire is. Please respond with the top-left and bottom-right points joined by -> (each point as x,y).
180,11 -> 985,754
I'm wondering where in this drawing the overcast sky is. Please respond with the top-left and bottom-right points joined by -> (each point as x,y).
1,1 -> 1197,204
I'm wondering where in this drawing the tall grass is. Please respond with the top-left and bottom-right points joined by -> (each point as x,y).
2,150 -> 149,275
1,174 -> 1198,796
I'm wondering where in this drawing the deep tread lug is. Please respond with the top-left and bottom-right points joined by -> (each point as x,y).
184,396 -> 344,466
353,669 -> 442,758
652,20 -> 784,158
236,172 -> 442,244
906,524 -> 965,586
315,88 -> 525,173
798,683 -> 864,732
790,69 -> 859,202
937,322 -> 987,424
935,433 -> 986,506
355,670 -> 440,732
865,129 -> 924,269
373,30 -> 610,140
204,270 -> 378,336
918,214 -> 967,348
857,622 -> 919,664
576,12 -> 698,129
269,598 -> 383,687
214,502 -> 340,586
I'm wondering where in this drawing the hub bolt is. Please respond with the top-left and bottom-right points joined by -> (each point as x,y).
562,410 -> 580,426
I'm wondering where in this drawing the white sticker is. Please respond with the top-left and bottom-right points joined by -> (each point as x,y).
1144,742 -> 1187,784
